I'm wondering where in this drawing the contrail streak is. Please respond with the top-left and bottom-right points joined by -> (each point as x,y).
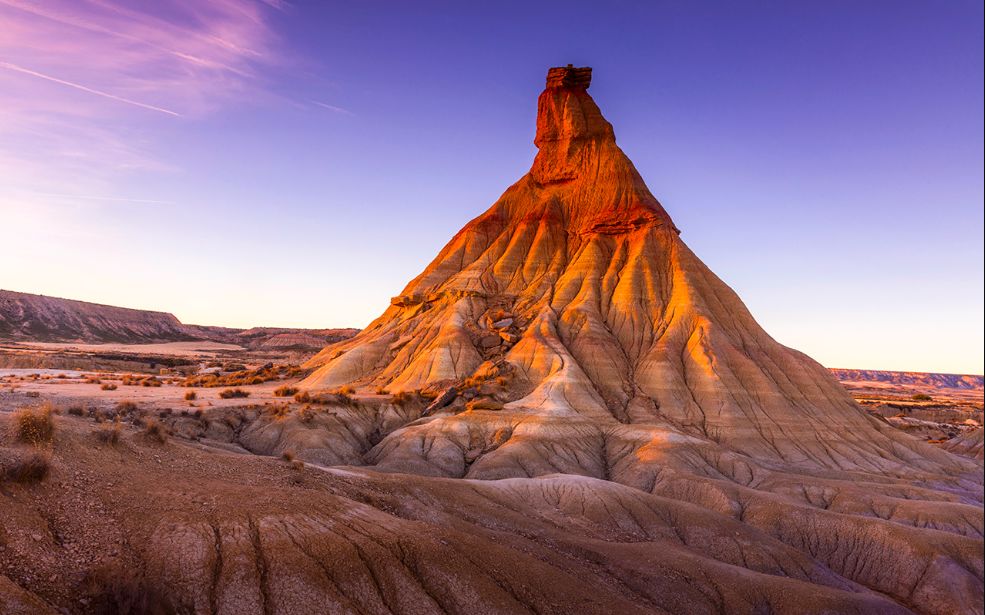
0,60 -> 181,117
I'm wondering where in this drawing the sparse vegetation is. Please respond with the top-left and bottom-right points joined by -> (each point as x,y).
184,390 -> 197,401
273,385 -> 299,397
219,388 -> 250,399
142,419 -> 168,444
184,364 -> 309,388
101,383 -> 118,391
375,386 -> 389,395
912,393 -> 933,402
15,405 -> 55,445
115,401 -> 139,415
281,450 -> 295,462
24,391 -> 41,398
3,451 -> 50,484
337,385 -> 355,395
67,405 -> 85,416
95,422 -> 122,445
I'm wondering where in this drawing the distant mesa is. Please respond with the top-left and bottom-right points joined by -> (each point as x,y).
0,289 -> 357,350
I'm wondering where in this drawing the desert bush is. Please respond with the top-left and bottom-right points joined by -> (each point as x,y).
115,401 -> 139,415
375,386 -> 389,395
466,398 -> 505,411
67,405 -> 85,417
140,377 -> 162,388
15,405 -> 55,445
101,383 -> 118,391
392,390 -> 417,404
95,422 -> 122,445
273,385 -> 299,397
3,451 -> 50,484
85,377 -> 102,385
912,393 -> 933,402
24,391 -> 41,398
298,406 -> 318,424
142,420 -> 168,444
336,385 -> 355,395
290,459 -> 305,471
219,388 -> 250,399
281,449 -> 295,462
184,390 -> 196,401
294,391 -> 312,403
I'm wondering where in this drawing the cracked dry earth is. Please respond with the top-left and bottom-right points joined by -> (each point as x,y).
2,65 -> 983,614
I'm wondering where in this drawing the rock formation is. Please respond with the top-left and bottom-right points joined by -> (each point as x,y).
301,66 -> 976,476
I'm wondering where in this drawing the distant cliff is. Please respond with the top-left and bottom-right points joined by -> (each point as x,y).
830,368 -> 983,390
0,290 -> 357,349
0,290 -> 193,343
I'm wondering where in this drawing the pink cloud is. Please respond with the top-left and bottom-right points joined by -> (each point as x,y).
0,0 -> 287,207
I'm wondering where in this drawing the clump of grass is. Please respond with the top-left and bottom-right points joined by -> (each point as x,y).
24,391 -> 41,398
15,405 -> 55,445
273,385 -> 298,397
290,459 -> 305,471
95,422 -> 122,446
912,393 -> 933,402
392,390 -> 417,404
67,405 -> 85,417
101,383 -> 118,391
280,450 -> 295,462
375,386 -> 389,395
115,401 -> 139,415
3,451 -> 50,484
219,388 -> 249,399
184,390 -> 197,401
294,391 -> 312,403
142,420 -> 168,444
336,385 -> 355,395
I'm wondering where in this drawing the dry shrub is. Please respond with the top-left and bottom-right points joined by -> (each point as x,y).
336,385 -> 355,395
265,404 -> 290,420
15,405 -> 55,445
297,406 -> 317,424
392,390 -> 417,404
24,391 -> 41,398
273,385 -> 298,397
294,391 -> 312,403
115,401 -> 139,415
95,422 -> 122,446
466,398 -> 505,411
101,383 -> 118,391
67,405 -> 85,417
290,459 -> 305,471
375,386 -> 389,395
280,449 -> 295,462
3,451 -> 50,484
85,377 -> 102,385
219,388 -> 249,399
142,420 -> 168,444
184,390 -> 197,401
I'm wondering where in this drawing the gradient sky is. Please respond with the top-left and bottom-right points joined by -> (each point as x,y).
1,1 -> 982,374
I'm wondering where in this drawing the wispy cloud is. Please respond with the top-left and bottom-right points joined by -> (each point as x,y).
0,60 -> 182,116
0,0 -> 285,209
309,99 -> 355,116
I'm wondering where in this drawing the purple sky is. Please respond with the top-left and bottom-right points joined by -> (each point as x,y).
1,1 -> 982,373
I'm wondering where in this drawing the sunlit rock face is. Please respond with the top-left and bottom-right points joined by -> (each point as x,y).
302,66 -> 945,472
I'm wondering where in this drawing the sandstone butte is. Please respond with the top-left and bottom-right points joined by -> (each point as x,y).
1,67 -> 981,615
